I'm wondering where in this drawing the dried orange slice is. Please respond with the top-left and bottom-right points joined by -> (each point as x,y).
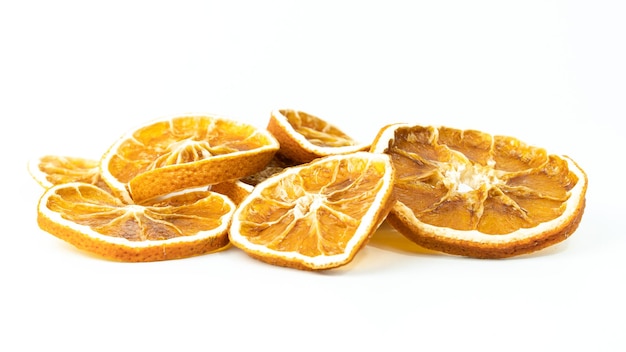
100,114 -> 280,203
28,155 -> 110,191
267,109 -> 370,163
371,124 -> 588,258
229,152 -> 395,270
37,182 -> 235,262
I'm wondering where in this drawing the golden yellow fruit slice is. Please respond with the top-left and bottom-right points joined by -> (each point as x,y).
100,114 -> 280,203
28,155 -> 111,192
229,152 -> 395,270
370,124 -> 588,258
267,109 -> 370,163
37,183 -> 235,262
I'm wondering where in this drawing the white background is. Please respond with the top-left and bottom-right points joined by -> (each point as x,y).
2,1 -> 624,351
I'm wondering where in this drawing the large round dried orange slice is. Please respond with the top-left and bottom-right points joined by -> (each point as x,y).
37,182 -> 235,262
28,155 -> 110,191
229,152 -> 395,270
267,109 -> 370,163
371,124 -> 588,258
100,114 -> 280,203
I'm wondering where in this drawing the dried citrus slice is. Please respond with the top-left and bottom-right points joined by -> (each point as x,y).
267,109 -> 370,163
37,182 -> 235,262
28,155 -> 111,191
100,114 -> 280,203
371,124 -> 588,258
229,152 -> 395,270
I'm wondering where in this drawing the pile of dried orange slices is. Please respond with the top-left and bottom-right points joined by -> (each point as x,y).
29,110 -> 588,270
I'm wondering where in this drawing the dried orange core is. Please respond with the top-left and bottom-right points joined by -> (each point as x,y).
441,156 -> 503,194
294,193 -> 325,218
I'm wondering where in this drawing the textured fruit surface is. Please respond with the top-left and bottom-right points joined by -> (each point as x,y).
37,183 -> 235,262
229,152 -> 395,270
371,124 -> 588,258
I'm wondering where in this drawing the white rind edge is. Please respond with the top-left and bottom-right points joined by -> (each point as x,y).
370,123 -> 411,154
99,112 -> 281,205
229,152 -> 394,268
27,156 -> 54,188
371,123 -> 588,244
38,183 -> 236,248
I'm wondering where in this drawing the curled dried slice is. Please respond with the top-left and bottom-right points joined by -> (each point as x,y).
267,109 -> 370,163
370,124 -> 588,258
229,152 -> 395,270
37,183 -> 235,262
100,114 -> 279,203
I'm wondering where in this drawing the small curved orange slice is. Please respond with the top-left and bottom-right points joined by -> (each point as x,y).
100,114 -> 280,203
267,109 -> 370,163
28,155 -> 111,191
370,124 -> 588,258
37,182 -> 235,262
229,152 -> 395,270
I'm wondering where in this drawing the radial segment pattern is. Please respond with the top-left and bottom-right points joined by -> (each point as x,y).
46,184 -> 232,241
388,126 -> 580,235
237,156 -> 389,256
108,116 -> 273,183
